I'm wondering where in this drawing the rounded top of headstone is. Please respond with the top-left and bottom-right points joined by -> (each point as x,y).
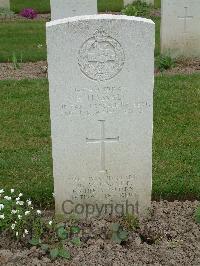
46,14 -> 154,28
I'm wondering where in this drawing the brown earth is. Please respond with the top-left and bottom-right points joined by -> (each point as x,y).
0,61 -> 47,80
0,200 -> 199,265
0,13 -> 50,22
0,59 -> 200,81
155,58 -> 200,76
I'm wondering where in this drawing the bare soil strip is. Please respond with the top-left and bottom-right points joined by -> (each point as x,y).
0,59 -> 200,80
0,201 -> 199,265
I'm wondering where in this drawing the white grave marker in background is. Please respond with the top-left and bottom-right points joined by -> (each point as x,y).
47,15 -> 154,217
50,0 -> 97,20
0,0 -> 10,9
161,0 -> 200,57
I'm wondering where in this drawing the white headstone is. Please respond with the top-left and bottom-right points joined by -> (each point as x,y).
161,0 -> 200,58
50,0 -> 97,20
47,15 -> 154,218
0,0 -> 10,9
124,0 -> 154,6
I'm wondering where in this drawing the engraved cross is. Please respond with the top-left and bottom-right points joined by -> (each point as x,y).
86,120 -> 119,173
178,7 -> 193,33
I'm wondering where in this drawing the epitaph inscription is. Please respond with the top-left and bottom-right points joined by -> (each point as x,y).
78,29 -> 125,81
71,174 -> 136,200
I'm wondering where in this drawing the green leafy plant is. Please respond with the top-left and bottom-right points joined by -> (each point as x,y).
194,206 -> 200,224
0,188 -> 44,240
122,1 -> 152,17
0,188 -> 81,261
0,7 -> 14,19
156,54 -> 175,72
124,213 -> 140,230
12,52 -> 23,70
111,223 -> 129,244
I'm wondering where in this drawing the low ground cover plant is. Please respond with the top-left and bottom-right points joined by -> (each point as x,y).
0,188 -> 143,260
0,7 -> 14,19
20,8 -> 37,19
0,188 -> 81,260
155,54 -> 175,72
194,206 -> 200,224
122,0 -> 152,17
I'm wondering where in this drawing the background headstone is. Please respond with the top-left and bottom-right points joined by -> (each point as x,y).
47,15 -> 154,217
50,0 -> 97,20
161,0 -> 200,58
124,0 -> 154,6
0,0 -> 10,9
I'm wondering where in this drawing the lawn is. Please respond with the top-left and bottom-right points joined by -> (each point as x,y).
0,16 -> 160,62
0,75 -> 199,206
10,0 -> 159,13
11,0 -> 50,14
10,0 -> 124,13
0,21 -> 46,63
98,0 -> 123,12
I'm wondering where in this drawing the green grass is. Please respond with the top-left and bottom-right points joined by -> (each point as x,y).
0,16 -> 160,62
152,16 -> 160,57
11,0 -> 50,14
154,0 -> 161,9
0,21 -> 46,63
0,79 -> 53,207
10,0 -> 159,14
98,0 -> 123,12
10,0 -> 124,13
153,74 -> 200,200
0,75 -> 199,206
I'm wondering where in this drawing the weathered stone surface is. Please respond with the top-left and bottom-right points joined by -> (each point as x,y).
50,0 -> 97,20
47,15 -> 154,218
161,0 -> 200,58
0,0 -> 10,9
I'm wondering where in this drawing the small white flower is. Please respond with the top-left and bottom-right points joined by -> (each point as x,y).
25,211 -> 30,216
52,192 -> 55,198
27,200 -> 32,206
0,189 -> 4,194
24,229 -> 29,234
18,215 -> 22,219
23,234 -> 25,238
18,193 -> 23,197
0,204 -> 4,210
16,232 -> 18,237
11,224 -> 15,230
36,210 -> 41,215
11,189 -> 14,193
49,221 -> 53,226
18,201 -> 24,206
11,210 -> 17,214
16,197 -> 20,201
4,196 -> 11,200
0,214 -> 5,219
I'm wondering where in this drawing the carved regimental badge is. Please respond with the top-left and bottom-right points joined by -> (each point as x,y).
78,29 -> 125,81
